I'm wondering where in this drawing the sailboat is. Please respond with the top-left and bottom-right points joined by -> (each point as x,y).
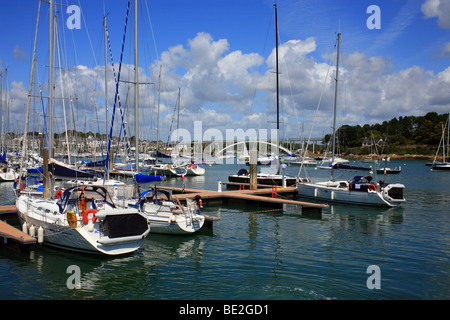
150,163 -> 187,177
297,33 -> 405,207
376,157 -> 402,175
15,0 -> 150,255
228,4 -> 297,187
100,0 -> 205,235
120,188 -> 205,234
183,163 -> 206,176
431,114 -> 450,171
16,185 -> 150,254
0,71 -> 20,182
0,167 -> 19,182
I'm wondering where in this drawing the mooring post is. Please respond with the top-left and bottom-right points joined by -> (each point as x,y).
42,147 -> 50,199
249,149 -> 258,190
281,163 -> 287,188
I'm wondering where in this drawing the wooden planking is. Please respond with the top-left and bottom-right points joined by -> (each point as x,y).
163,186 -> 328,209
219,192 -> 329,208
0,220 -> 36,244
0,205 -> 17,215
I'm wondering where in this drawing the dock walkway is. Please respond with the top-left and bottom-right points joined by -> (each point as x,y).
0,220 -> 36,245
0,205 -> 17,216
159,185 -> 329,210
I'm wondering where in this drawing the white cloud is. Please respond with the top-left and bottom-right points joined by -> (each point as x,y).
421,0 -> 450,28
13,44 -> 26,60
440,42 -> 450,57
9,32 -> 450,142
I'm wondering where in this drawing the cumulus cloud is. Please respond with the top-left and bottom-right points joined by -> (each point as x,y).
440,42 -> 450,57
9,32 -> 450,141
13,44 -> 27,60
421,0 -> 450,28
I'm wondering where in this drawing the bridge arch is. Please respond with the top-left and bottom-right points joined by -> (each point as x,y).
215,140 -> 293,156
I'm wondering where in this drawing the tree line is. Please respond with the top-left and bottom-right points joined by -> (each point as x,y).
323,112 -> 449,155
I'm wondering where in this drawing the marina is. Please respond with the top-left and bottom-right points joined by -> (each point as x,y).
1,160 -> 450,300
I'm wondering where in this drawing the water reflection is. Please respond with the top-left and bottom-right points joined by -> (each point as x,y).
1,160 -> 449,299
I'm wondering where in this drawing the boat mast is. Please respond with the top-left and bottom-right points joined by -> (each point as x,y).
176,87 -> 181,143
274,3 -> 280,174
444,113 -> 450,162
104,15 -> 109,143
134,0 -> 139,172
0,73 -> 2,151
19,0 -> 42,183
48,0 -> 55,159
156,65 -> 161,154
274,3 -> 280,173
331,32 -> 340,181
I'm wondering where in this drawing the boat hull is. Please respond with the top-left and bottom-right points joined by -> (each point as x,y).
185,166 -> 205,176
141,201 -> 205,234
150,164 -> 187,177
431,164 -> 450,171
296,181 -> 405,207
0,169 -> 19,182
229,174 -> 297,186
148,215 -> 205,234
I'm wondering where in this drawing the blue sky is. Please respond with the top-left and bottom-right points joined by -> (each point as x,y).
1,0 -> 450,142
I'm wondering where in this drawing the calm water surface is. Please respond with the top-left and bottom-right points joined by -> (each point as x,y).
0,160 -> 449,300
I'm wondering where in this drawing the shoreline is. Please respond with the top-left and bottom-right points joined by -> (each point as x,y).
342,153 -> 438,161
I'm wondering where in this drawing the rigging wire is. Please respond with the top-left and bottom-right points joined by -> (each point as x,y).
105,0 -> 132,176
297,39 -> 337,178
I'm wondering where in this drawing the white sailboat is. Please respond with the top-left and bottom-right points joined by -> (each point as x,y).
150,163 -> 187,177
0,167 -> 19,182
15,0 -> 150,255
184,163 -> 206,176
122,188 -> 205,235
16,185 -> 150,254
0,71 -> 20,182
297,33 -> 405,207
431,115 -> 450,171
376,157 -> 402,175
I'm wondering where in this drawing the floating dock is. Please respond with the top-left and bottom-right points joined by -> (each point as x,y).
0,205 -> 17,216
160,184 -> 329,213
0,220 -> 36,246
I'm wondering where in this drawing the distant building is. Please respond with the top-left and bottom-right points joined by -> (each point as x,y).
361,138 -> 372,147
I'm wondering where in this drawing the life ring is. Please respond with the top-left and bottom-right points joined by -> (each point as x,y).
55,190 -> 63,199
83,208 -> 98,224
368,184 -> 376,192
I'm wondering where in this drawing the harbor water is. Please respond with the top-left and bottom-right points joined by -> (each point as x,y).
0,160 -> 449,300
